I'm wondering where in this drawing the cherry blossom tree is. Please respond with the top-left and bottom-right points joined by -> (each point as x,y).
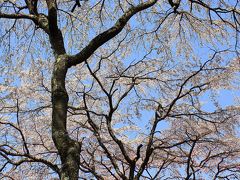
0,0 -> 240,179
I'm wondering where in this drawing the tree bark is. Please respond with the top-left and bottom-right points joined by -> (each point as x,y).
51,54 -> 81,180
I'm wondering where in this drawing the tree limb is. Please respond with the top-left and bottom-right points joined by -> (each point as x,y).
68,0 -> 158,67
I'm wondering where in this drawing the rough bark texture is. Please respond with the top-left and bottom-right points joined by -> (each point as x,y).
51,55 -> 81,180
45,2 -> 81,178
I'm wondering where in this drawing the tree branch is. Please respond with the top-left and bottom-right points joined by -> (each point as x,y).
0,12 -> 36,21
68,0 -> 158,67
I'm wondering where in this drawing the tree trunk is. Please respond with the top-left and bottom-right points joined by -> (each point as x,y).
51,55 -> 81,180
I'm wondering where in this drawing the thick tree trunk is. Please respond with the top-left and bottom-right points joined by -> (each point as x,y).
51,55 -> 81,180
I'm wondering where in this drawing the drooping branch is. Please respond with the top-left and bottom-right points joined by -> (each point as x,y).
188,0 -> 240,31
68,0 -> 158,67
0,147 -> 60,175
